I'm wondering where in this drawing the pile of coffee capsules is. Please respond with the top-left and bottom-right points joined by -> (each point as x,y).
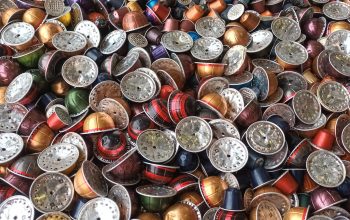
0,0 -> 350,219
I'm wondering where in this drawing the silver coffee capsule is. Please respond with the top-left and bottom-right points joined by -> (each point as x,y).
89,80 -> 122,111
0,103 -> 27,132
77,197 -> 120,220
0,133 -> 24,165
52,31 -> 87,54
62,55 -> 98,87
317,81 -> 349,112
292,90 -> 321,125
0,195 -> 35,220
198,77 -> 229,99
246,121 -> 285,155
113,52 -> 140,77
208,137 -> 248,172
37,143 -> 79,174
100,30 -> 127,55
136,129 -> 175,163
120,71 -> 157,103
209,119 -> 240,139
128,33 -> 148,48
161,30 -> 193,53
135,68 -> 161,98
258,87 -> 283,108
151,58 -> 185,89
1,22 -> 35,47
220,88 -> 244,121
277,71 -> 308,102
325,30 -> 350,55
271,17 -> 301,41
323,1 -> 350,21
227,4 -> 245,21
252,59 -> 284,74
219,172 -> 240,188
71,3 -> 84,28
30,172 -> 74,213
98,98 -> 130,130
247,30 -> 274,55
306,150 -> 346,188
5,72 -> 33,104
275,41 -> 308,67
190,37 -> 223,61
222,45 -> 247,76
129,47 -> 152,68
108,184 -> 133,220
74,20 -> 101,48
262,103 -> 296,128
329,51 -> 350,77
175,116 -> 213,152
195,17 -> 225,38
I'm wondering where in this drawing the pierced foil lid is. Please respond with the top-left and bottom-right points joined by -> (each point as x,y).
220,88 -> 244,120
254,200 -> 282,220
317,206 -> 350,219
36,212 -> 70,220
258,87 -> 284,108
306,150 -> 346,188
325,30 -> 350,55
317,81 -> 349,112
222,45 -> 247,76
292,90 -> 321,125
198,77 -> 229,99
277,71 -> 308,97
62,55 -> 98,87
252,59 -> 284,74
52,31 -> 87,53
227,4 -> 245,21
128,33 -> 148,48
136,129 -> 175,163
5,72 -> 33,104
100,30 -> 127,55
195,17 -> 225,38
113,52 -> 140,77
98,98 -> 129,130
190,37 -> 223,61
209,119 -> 240,139
0,103 -> 27,132
247,30 -> 273,53
161,31 -> 193,53
78,197 -> 120,220
342,123 -> 350,153
175,116 -> 213,152
151,58 -> 185,89
227,71 -> 253,86
0,133 -> 23,165
264,142 -> 288,170
44,0 -> 64,16
0,195 -> 34,220
30,172 -> 74,213
37,143 -> 79,173
335,114 -> 350,150
271,17 -> 301,41
1,22 -> 34,46
323,1 -> 350,21
293,114 -> 326,132
129,47 -> 152,68
136,68 -> 161,97
263,103 -> 296,128
136,185 -> 177,198
329,51 -> 350,77
275,41 -> 308,66
208,137 -> 248,172
120,71 -> 156,103
108,184 -> 132,220
89,80 -> 122,112
219,173 -> 240,189
157,70 -> 178,90
250,192 -> 290,215
60,132 -> 88,171
246,121 -> 285,155
74,20 -> 101,48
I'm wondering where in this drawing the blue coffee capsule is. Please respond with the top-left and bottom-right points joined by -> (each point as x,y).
188,31 -> 201,41
175,149 -> 199,173
250,167 -> 274,190
288,168 -> 305,186
70,196 -> 88,219
92,72 -> 113,87
267,115 -> 290,133
84,47 -> 106,66
246,148 -> 265,169
235,169 -> 251,190
221,188 -> 245,211
147,0 -> 158,8
337,177 -> 350,197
